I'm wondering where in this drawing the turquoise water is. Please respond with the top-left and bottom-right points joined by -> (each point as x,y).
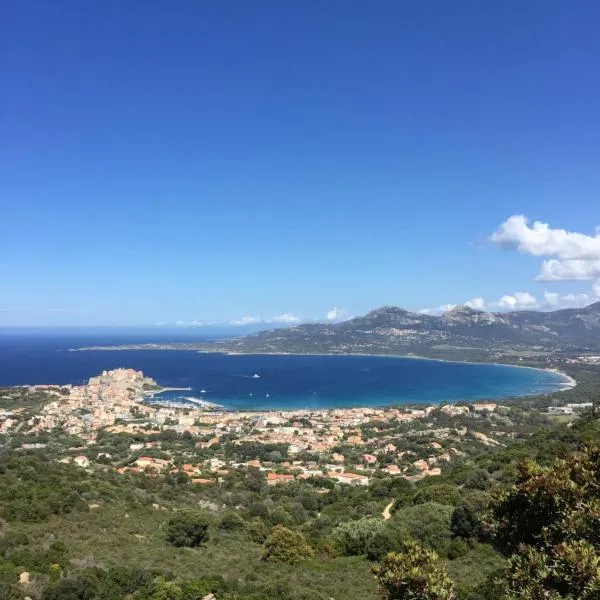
0,333 -> 568,410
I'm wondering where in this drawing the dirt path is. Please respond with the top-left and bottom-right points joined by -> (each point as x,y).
382,500 -> 394,520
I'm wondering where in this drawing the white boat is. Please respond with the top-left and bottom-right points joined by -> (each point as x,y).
252,373 -> 260,379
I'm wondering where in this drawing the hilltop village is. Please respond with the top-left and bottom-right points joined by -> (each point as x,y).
1,367 -> 592,487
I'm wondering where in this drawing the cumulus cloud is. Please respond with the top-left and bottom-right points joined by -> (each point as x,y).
537,259 -> 600,281
543,292 -> 560,307
542,292 -> 596,309
325,307 -> 348,321
465,297 -> 486,310
267,313 -> 301,324
229,314 -> 302,326
418,304 -> 456,315
491,215 -> 600,260
230,316 -> 262,326
496,291 -> 538,309
491,215 -> 600,282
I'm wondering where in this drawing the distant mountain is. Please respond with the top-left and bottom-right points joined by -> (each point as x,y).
204,302 -> 600,361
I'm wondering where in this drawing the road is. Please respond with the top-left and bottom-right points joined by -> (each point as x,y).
382,500 -> 394,520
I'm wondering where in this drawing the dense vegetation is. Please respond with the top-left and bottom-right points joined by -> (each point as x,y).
2,370 -> 600,599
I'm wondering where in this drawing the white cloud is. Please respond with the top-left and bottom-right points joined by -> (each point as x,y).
418,304 -> 456,315
496,292 -> 538,309
230,316 -> 262,326
325,307 -> 348,321
229,313 -> 302,326
267,313 -> 301,324
465,297 -> 486,310
491,215 -> 600,260
536,259 -> 600,281
491,215 -> 600,282
545,292 -> 595,309
175,320 -> 185,326
543,292 -> 560,307
594,280 -> 600,299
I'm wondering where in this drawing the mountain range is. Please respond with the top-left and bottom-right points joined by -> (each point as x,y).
203,302 -> 600,361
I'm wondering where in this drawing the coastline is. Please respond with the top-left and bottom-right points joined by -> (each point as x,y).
205,349 -> 578,394
9,350 -> 577,412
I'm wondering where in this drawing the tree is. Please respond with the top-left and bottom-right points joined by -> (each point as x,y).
450,504 -> 479,540
166,511 -> 210,547
261,525 -> 314,564
498,540 -> 600,600
393,503 -> 453,557
218,511 -> 245,531
367,527 -> 404,561
489,446 -> 600,599
331,517 -> 385,556
372,540 -> 455,600
42,575 -> 99,600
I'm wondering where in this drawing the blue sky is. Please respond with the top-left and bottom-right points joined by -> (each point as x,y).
2,1 -> 600,326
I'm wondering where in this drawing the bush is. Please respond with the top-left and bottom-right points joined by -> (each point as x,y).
450,504 -> 480,540
372,540 -> 455,600
366,527 -> 404,562
331,517 -> 385,556
393,502 -> 453,557
166,511 -> 210,547
261,525 -> 314,564
218,511 -> 245,531
245,518 -> 270,544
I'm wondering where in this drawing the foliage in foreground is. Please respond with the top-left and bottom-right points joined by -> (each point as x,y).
372,540 -> 455,600
489,446 -> 600,599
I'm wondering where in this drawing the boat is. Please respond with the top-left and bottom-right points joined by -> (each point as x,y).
252,373 -> 260,379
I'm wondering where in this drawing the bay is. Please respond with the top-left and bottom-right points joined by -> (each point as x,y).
0,331 -> 568,410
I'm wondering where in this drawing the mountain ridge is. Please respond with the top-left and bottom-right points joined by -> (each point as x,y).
205,302 -> 600,360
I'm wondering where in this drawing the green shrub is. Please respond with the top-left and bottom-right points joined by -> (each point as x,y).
331,517 -> 385,556
261,525 -> 314,564
166,511 -> 210,548
372,540 -> 455,600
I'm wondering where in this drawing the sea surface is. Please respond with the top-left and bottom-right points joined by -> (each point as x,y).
0,330 -> 568,410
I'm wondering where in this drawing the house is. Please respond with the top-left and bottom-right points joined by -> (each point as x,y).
384,444 -> 397,453
330,471 -> 370,486
548,406 -> 574,415
134,456 -> 170,471
331,453 -> 345,463
362,453 -> 377,465
267,472 -> 295,485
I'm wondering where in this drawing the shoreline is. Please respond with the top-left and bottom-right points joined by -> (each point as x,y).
71,342 -> 577,389
206,350 -> 578,394
7,351 -> 577,412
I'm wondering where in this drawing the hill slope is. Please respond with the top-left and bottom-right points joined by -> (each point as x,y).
205,303 -> 600,360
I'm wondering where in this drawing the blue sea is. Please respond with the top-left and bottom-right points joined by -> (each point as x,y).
0,330 -> 568,410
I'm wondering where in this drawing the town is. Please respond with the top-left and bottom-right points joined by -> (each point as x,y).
2,368 -> 592,489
